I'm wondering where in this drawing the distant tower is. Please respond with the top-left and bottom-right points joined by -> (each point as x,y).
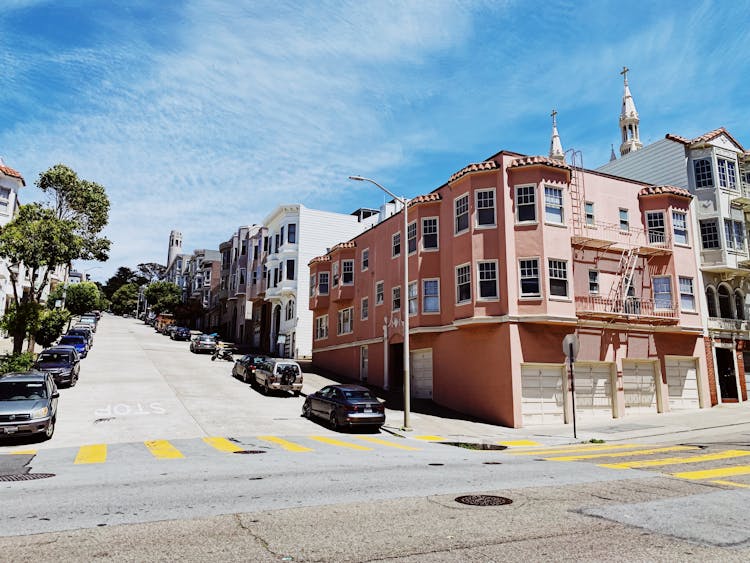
619,66 -> 642,157
609,144 -> 617,162
549,109 -> 565,161
167,230 -> 182,267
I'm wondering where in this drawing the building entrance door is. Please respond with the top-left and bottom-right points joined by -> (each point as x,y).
716,347 -> 739,401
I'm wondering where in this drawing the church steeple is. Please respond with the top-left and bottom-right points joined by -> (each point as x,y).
610,144 -> 617,162
619,66 -> 642,156
549,109 -> 564,161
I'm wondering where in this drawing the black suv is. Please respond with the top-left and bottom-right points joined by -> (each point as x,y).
33,347 -> 81,387
0,371 -> 59,441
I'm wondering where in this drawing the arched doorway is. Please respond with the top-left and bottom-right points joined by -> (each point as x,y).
718,284 -> 733,319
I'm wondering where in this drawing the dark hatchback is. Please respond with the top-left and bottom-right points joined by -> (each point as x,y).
58,335 -> 88,358
33,347 -> 80,387
170,327 -> 191,341
0,371 -> 59,441
232,354 -> 266,383
302,384 -> 385,430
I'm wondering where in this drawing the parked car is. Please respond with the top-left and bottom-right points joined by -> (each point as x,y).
76,316 -> 97,333
33,347 -> 80,387
189,330 -> 203,342
232,354 -> 266,383
253,358 -> 303,396
0,371 -> 59,440
170,327 -> 191,341
190,334 -> 217,354
302,384 -> 385,430
165,325 -> 179,338
68,327 -> 93,348
58,335 -> 88,358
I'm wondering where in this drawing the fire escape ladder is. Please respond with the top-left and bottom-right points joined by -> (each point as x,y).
607,247 -> 639,312
567,150 -> 585,239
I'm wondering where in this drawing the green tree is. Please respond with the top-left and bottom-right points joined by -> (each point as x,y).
137,262 -> 166,282
64,281 -> 101,316
144,281 -> 182,315
103,266 -> 147,300
111,283 -> 139,316
34,308 -> 71,348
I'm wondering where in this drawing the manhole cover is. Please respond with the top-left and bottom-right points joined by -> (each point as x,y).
439,442 -> 507,451
455,495 -> 512,506
0,473 -> 55,482
234,450 -> 266,455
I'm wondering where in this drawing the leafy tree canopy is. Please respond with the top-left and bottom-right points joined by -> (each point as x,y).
111,283 -> 139,316
35,308 -> 71,348
64,281 -> 102,316
137,262 -> 166,282
103,266 -> 147,300
144,281 -> 181,315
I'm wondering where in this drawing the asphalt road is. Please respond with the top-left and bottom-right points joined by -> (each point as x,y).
1,316 -> 750,561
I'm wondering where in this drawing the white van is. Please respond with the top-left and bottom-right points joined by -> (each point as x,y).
254,358 -> 303,396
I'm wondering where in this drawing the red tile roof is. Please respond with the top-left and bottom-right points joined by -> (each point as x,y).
638,185 -> 692,199
448,161 -> 499,183
0,164 -> 25,185
309,255 -> 331,265
508,155 -> 571,171
408,193 -> 441,206
666,127 -> 745,151
330,241 -> 356,252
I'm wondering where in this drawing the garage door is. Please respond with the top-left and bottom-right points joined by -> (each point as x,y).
521,364 -> 565,425
622,361 -> 658,413
573,363 -> 614,419
665,357 -> 700,410
410,349 -> 433,399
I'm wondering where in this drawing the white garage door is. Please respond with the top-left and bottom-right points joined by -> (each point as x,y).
665,357 -> 700,410
573,363 -> 614,419
622,361 -> 658,413
410,349 -> 433,399
521,364 -> 565,425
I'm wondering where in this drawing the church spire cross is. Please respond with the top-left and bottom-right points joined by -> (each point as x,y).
620,66 -> 629,83
549,108 -> 564,161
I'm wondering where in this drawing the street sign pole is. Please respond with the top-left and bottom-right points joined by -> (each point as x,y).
569,343 -> 577,440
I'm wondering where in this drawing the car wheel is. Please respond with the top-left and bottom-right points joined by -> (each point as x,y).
302,402 -> 311,418
261,382 -> 268,395
43,418 -> 55,441
293,391 -> 300,397
330,411 -> 339,430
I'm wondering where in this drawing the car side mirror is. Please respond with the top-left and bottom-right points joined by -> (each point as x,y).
51,391 -> 60,399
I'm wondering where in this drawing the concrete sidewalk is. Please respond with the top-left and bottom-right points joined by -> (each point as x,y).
298,360 -> 750,447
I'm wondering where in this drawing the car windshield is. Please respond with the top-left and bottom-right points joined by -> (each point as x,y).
60,337 -> 83,345
0,382 -> 48,400
199,336 -> 214,342
342,390 -> 377,400
37,353 -> 71,364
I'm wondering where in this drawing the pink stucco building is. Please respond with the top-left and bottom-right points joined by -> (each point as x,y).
308,148 -> 709,428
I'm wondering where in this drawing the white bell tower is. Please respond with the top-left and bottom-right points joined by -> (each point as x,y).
619,66 -> 642,157
167,230 -> 182,267
549,109 -> 565,161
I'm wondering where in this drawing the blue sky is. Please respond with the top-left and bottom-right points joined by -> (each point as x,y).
1,0 -> 749,281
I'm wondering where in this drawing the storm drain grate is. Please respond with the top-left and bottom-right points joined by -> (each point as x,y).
0,473 -> 55,482
233,450 -> 267,455
455,495 -> 512,506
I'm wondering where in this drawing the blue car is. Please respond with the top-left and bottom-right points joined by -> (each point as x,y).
58,335 -> 88,358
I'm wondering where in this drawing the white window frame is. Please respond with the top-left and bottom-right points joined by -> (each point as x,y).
318,272 -> 330,295
375,280 -> 384,306
544,185 -> 564,224
519,258 -> 541,298
361,296 -> 369,320
693,158 -> 713,188
392,232 -> 401,258
361,248 -> 369,271
332,261 -> 340,286
653,276 -> 673,310
422,217 -> 439,251
455,263 -> 472,304
679,276 -> 695,312
589,269 -> 599,295
477,260 -> 499,300
619,208 -> 629,232
0,187 -> 11,215
584,201 -> 595,226
392,286 -> 401,312
309,274 -> 317,297
717,158 -> 738,190
454,193 -> 470,235
548,259 -> 569,298
475,188 -> 496,227
342,259 -> 354,285
408,281 -> 418,316
422,278 -> 440,314
315,315 -> 329,340
672,211 -> 689,246
407,221 -> 418,255
515,184 -> 537,224
337,307 -> 353,335
646,211 -> 666,245
700,219 -> 720,249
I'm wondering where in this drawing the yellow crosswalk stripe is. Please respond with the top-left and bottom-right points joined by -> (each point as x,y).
498,440 -> 542,447
672,465 -> 750,480
310,436 -> 372,451
258,436 -> 313,452
203,437 -> 245,453
545,445 -> 698,462
600,449 -> 750,469
414,435 -> 445,441
145,440 -> 184,459
710,480 -> 750,488
3,449 -> 37,455
74,444 -> 107,464
511,444 -> 646,456
355,436 -> 421,450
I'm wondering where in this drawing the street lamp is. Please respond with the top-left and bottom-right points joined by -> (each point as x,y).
348,175 -> 412,431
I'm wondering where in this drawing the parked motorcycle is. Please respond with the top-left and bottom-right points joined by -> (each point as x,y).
211,343 -> 235,361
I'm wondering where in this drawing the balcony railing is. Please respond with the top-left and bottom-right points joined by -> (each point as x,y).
572,220 -> 672,254
575,295 -> 679,322
708,317 -> 750,332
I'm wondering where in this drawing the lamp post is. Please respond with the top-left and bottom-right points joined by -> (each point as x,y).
349,175 -> 411,431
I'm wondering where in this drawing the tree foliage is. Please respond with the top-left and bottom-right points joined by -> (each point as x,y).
111,283 -> 139,316
34,308 -> 71,348
174,298 -> 205,327
103,266 -> 147,300
144,281 -> 181,315
137,262 -> 166,282
64,281 -> 102,316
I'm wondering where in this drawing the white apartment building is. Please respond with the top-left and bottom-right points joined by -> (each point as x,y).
0,160 -> 24,316
263,204 -> 378,358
